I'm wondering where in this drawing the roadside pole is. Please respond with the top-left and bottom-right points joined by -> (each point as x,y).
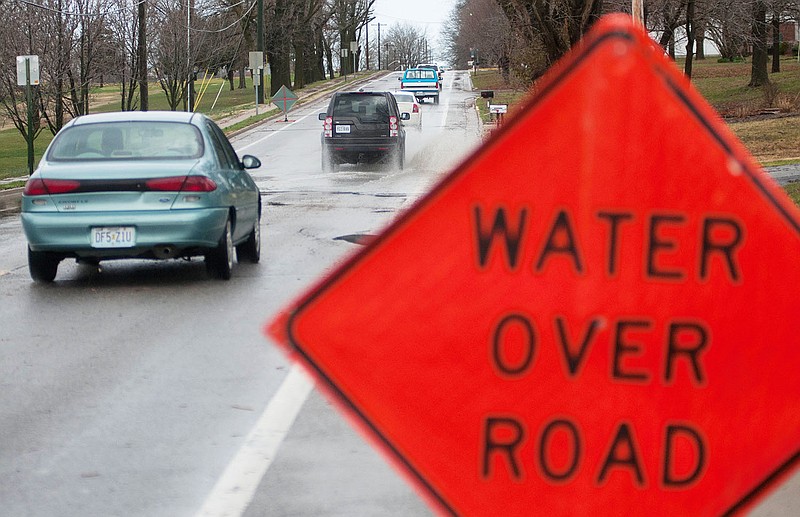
16,55 -> 39,176
632,0 -> 644,25
249,51 -> 264,116
25,60 -> 33,175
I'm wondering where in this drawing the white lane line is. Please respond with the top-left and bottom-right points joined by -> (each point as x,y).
439,80 -> 451,128
235,113 -> 312,153
196,364 -> 314,517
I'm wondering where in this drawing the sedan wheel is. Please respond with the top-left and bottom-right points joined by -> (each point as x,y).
28,246 -> 60,283
206,217 -> 234,280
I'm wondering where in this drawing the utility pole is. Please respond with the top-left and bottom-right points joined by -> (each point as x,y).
257,0 -> 264,102
186,0 -> 193,112
366,22 -> 370,70
632,0 -> 644,25
25,59 -> 34,175
16,55 -> 38,175
377,23 -> 381,69
138,0 -> 148,111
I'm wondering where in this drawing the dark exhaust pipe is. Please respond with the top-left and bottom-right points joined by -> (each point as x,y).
153,245 -> 178,259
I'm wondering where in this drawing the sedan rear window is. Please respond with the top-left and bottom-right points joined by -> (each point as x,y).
47,121 -> 204,161
392,93 -> 415,103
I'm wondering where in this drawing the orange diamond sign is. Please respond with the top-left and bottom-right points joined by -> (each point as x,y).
267,14 -> 800,515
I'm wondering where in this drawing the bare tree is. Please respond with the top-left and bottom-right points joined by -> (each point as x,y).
331,0 -> 373,76
66,0 -> 111,117
0,0 -> 43,144
443,0 -> 511,74
494,0 -> 604,70
106,0 -> 142,110
648,0 -> 686,58
292,0 -> 327,89
684,0 -> 696,77
705,1 -> 749,61
750,0 -> 770,87
382,23 -> 428,71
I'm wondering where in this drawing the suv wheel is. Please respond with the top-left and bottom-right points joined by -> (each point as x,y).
394,144 -> 405,170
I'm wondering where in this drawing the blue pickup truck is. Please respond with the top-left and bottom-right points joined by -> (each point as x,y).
399,68 -> 440,104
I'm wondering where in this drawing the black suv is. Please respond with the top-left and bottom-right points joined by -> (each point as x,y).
319,90 -> 410,171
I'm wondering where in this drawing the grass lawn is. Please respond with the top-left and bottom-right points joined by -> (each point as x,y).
469,54 -> 800,205
786,181 -> 800,205
472,55 -> 800,162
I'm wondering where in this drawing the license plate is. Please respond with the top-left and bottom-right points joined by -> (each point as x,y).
335,125 -> 351,134
91,227 -> 136,248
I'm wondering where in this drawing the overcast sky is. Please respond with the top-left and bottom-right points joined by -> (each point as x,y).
372,0 -> 457,59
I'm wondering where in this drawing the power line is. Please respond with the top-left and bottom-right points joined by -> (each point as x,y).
13,0 -> 106,17
373,11 -> 444,25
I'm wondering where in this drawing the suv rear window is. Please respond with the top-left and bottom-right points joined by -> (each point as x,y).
333,94 -> 391,123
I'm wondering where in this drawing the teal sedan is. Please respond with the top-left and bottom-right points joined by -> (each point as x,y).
21,111 -> 262,282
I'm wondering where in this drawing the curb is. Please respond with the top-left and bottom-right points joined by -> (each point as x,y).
0,187 -> 22,215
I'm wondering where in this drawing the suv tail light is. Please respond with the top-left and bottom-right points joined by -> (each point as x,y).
389,116 -> 399,137
23,178 -> 80,196
412,104 -> 419,114
323,116 -> 333,137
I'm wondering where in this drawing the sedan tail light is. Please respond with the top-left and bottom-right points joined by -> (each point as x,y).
389,116 -> 399,137
23,176 -> 217,195
23,178 -> 81,196
323,116 -> 333,137
412,104 -> 419,114
146,176 -> 217,192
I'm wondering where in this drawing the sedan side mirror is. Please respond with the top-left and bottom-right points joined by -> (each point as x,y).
400,112 -> 411,120
241,155 -> 261,169
318,113 -> 327,120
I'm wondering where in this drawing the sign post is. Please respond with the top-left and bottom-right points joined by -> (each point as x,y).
341,48 -> 348,81
17,55 -> 39,176
350,41 -> 358,74
270,85 -> 298,122
268,15 -> 800,515
489,103 -> 507,125
249,51 -> 264,115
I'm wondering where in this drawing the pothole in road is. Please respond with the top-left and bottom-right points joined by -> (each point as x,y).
334,233 -> 376,245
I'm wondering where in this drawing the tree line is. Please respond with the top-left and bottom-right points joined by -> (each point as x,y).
6,0 -> 788,145
443,0 -> 800,87
0,0 -> 432,140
